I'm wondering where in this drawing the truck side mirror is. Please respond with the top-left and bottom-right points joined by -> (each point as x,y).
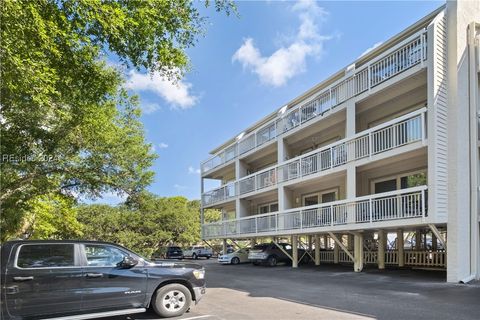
118,256 -> 138,269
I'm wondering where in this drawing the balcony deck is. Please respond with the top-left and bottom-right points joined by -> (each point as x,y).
202,108 -> 427,207
202,186 -> 428,240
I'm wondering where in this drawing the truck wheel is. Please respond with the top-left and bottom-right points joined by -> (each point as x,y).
231,257 -> 240,265
192,253 -> 198,260
267,255 -> 277,267
152,283 -> 192,318
206,255 -> 211,259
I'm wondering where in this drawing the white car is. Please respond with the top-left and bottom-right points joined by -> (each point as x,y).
218,248 -> 250,265
183,245 -> 213,259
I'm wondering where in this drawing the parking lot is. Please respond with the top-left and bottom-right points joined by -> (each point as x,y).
109,259 -> 480,320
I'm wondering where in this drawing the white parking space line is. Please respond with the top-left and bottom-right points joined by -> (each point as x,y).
180,315 -> 215,320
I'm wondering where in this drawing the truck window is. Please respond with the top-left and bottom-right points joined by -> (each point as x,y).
85,244 -> 128,267
16,244 -> 74,268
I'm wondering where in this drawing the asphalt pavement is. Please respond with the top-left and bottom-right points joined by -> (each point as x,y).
107,259 -> 480,320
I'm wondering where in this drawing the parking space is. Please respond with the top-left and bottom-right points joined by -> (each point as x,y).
108,259 -> 480,320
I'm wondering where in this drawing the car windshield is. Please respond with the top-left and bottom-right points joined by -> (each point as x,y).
169,247 -> 181,251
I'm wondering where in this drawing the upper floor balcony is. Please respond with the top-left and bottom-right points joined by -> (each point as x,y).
202,186 -> 428,239
202,107 -> 426,207
201,29 -> 428,176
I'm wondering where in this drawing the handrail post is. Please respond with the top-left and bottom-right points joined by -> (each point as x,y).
255,218 -> 258,234
300,210 -> 303,230
421,189 -> 426,220
369,199 -> 373,223
330,205 -> 334,226
421,112 -> 426,144
369,132 -> 373,158
330,147 -> 334,169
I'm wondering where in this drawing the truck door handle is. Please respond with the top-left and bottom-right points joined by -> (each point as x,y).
13,276 -> 34,281
86,273 -> 103,278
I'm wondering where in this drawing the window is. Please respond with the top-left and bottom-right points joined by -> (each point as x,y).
304,195 -> 319,206
17,244 -> 74,268
401,172 -> 427,189
258,202 -> 278,214
374,179 -> 397,193
85,245 -> 128,267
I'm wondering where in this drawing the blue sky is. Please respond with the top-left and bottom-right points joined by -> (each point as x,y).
98,0 -> 444,204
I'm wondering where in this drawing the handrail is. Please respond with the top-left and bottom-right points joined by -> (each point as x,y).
202,186 -> 428,238
211,185 -> 427,224
202,108 -> 426,205
201,29 -> 428,174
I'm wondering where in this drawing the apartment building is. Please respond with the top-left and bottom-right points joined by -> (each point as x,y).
200,1 -> 480,283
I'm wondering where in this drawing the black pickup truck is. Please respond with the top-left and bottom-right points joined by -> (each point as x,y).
0,240 -> 206,319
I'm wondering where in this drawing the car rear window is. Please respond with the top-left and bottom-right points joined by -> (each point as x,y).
253,244 -> 268,250
17,244 -> 74,268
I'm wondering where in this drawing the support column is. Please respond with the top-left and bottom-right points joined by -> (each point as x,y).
348,234 -> 354,251
415,229 -> 422,250
354,233 -> 364,272
432,233 -> 438,251
292,235 -> 298,268
236,199 -> 249,219
333,234 -> 340,264
222,239 -> 227,254
323,235 -> 328,249
397,229 -> 405,267
315,235 -> 321,266
378,230 -> 386,270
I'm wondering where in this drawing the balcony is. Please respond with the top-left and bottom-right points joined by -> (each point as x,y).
201,108 -> 426,207
202,186 -> 428,239
201,29 -> 427,175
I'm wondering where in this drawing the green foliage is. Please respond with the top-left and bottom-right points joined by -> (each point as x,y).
77,193 -> 203,258
22,194 -> 83,240
0,0 -> 235,240
204,208 -> 222,223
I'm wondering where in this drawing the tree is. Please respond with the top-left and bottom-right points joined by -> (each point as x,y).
19,194 -> 83,240
77,194 -> 203,258
0,0 -> 235,240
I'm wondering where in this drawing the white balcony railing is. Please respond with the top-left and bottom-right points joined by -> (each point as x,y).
202,182 -> 236,206
201,29 -> 427,174
202,186 -> 428,239
202,108 -> 426,206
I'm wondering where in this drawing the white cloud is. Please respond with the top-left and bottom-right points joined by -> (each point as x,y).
359,41 -> 383,58
188,166 -> 201,175
232,0 -> 331,87
142,102 -> 161,114
158,142 -> 169,149
126,70 -> 198,109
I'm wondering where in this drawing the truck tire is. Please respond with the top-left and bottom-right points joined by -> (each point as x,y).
231,257 -> 240,265
267,255 -> 277,267
152,283 -> 192,318
206,255 -> 211,259
192,253 -> 198,260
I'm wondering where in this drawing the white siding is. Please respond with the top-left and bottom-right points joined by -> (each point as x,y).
428,10 -> 448,222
